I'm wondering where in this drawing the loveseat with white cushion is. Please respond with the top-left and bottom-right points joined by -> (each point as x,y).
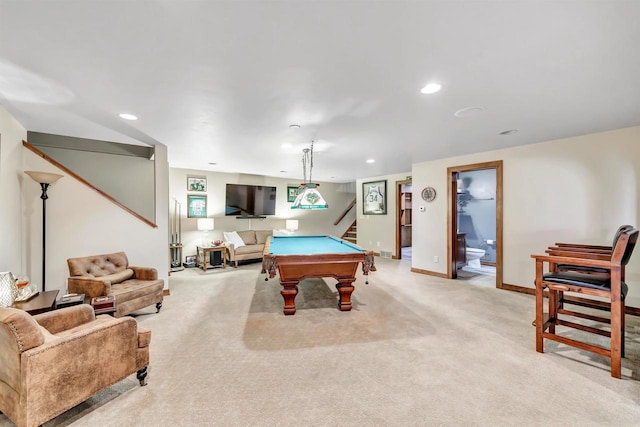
223,230 -> 272,267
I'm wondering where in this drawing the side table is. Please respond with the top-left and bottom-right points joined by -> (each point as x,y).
91,295 -> 117,316
197,245 -> 227,271
56,293 -> 86,309
11,290 -> 59,315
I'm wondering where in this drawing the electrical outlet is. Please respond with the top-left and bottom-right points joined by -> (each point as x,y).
433,255 -> 439,263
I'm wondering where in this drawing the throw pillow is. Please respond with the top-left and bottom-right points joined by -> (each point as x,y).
237,230 -> 257,245
96,268 -> 134,284
223,231 -> 245,248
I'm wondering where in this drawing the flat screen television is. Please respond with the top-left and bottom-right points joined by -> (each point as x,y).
225,184 -> 277,217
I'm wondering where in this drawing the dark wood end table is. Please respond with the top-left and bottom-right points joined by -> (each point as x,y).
91,295 -> 117,316
12,290 -> 59,315
56,293 -> 86,309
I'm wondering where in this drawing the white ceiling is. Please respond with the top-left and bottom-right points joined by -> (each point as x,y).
1,1 -> 639,183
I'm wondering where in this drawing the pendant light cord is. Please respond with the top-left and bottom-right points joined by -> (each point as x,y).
301,141 -> 315,184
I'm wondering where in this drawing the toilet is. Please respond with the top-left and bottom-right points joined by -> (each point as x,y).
465,247 -> 486,269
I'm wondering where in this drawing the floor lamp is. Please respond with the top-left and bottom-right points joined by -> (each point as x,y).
25,171 -> 63,292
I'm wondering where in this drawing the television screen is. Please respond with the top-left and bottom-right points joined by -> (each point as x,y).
225,184 -> 277,217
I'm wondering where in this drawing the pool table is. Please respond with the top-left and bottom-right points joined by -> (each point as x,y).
262,235 -> 376,315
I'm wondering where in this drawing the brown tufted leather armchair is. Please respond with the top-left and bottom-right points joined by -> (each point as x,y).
67,251 -> 164,317
0,304 -> 150,427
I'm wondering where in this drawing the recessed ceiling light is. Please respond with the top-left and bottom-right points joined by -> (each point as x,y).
420,83 -> 442,94
499,129 -> 518,135
281,143 -> 292,149
280,170 -> 287,173
118,113 -> 138,120
454,106 -> 485,118
208,162 -> 217,165
289,124 -> 300,129
366,159 -> 375,164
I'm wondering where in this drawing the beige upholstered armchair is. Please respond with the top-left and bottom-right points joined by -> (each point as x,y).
67,251 -> 164,317
0,305 -> 150,427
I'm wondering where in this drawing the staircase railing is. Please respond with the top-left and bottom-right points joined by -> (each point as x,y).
334,198 -> 356,226
23,141 -> 157,228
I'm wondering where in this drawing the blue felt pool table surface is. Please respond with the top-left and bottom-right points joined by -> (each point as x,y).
267,235 -> 365,255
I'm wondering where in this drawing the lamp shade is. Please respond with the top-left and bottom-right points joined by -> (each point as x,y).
285,220 -> 299,231
25,171 -> 63,184
291,183 -> 328,210
197,218 -> 214,231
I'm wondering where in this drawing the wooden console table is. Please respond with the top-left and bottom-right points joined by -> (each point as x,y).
196,245 -> 227,271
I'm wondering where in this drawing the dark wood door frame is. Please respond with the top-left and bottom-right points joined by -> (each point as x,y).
394,179 -> 412,259
447,160 -> 503,288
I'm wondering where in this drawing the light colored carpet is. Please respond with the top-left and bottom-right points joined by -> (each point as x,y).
2,258 -> 640,426
461,265 -> 496,276
244,277 -> 434,350
456,267 -> 496,288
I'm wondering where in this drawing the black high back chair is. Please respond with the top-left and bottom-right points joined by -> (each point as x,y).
546,224 -> 634,276
531,227 -> 638,378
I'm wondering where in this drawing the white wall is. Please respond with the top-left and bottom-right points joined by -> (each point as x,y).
21,136 -> 170,294
355,127 -> 640,305
35,146 -> 156,221
406,126 -> 640,306
170,168 -> 356,260
3,106 -> 168,294
9,130 -> 169,298
356,172 -> 412,254
0,107 -> 27,272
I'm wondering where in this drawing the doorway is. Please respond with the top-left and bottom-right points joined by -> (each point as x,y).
447,161 -> 503,288
395,179 -> 412,260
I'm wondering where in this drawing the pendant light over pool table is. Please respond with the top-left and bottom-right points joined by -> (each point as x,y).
291,141 -> 328,210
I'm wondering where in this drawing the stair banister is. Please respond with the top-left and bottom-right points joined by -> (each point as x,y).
334,198 -> 356,226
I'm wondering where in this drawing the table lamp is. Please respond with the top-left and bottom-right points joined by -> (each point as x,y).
285,219 -> 299,234
197,218 -> 214,247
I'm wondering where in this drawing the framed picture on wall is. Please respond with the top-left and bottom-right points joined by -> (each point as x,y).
287,186 -> 299,202
187,195 -> 207,218
362,180 -> 387,215
187,176 -> 207,192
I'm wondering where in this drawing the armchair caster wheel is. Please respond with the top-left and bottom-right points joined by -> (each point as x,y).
156,302 -> 162,313
137,367 -> 148,386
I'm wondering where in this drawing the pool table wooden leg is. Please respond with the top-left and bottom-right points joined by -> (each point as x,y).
336,280 -> 355,311
280,280 -> 299,315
